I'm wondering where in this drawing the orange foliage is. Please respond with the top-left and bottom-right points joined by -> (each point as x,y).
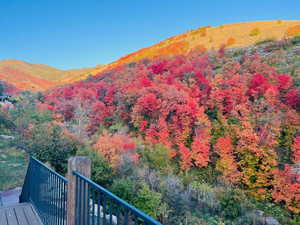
285,25 -> 300,37
94,130 -> 138,169
226,37 -> 236,46
215,137 -> 241,183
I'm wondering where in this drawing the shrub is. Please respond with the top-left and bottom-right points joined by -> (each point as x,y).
226,37 -> 236,46
249,28 -> 260,36
272,165 -> 300,214
198,27 -> 208,37
76,147 -> 116,186
26,124 -> 78,174
93,130 -> 138,169
255,38 -> 276,46
190,181 -> 220,213
133,184 -> 166,219
291,35 -> 300,45
218,188 -> 243,220
139,143 -> 173,173
109,178 -> 136,204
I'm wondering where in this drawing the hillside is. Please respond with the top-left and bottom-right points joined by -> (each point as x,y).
41,36 -> 300,224
87,20 -> 300,76
1,20 -> 299,92
0,59 -> 97,91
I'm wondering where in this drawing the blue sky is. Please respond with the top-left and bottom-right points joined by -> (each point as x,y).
0,0 -> 299,69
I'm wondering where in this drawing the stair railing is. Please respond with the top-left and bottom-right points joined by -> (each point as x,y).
20,156 -> 68,225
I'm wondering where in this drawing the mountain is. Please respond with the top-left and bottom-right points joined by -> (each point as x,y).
0,59 -> 98,91
1,20 -> 300,91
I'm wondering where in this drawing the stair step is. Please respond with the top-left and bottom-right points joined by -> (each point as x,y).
0,187 -> 22,206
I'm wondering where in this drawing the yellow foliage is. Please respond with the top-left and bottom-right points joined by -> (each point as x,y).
249,28 -> 260,36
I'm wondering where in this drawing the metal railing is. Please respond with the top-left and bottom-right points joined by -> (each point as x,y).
20,156 -> 68,225
19,156 -> 162,225
73,171 -> 162,225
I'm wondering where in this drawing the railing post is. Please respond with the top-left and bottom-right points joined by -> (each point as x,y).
67,156 -> 91,225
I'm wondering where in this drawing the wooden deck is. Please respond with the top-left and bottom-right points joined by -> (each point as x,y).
0,203 -> 43,225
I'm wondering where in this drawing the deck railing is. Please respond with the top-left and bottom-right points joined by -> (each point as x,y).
20,156 -> 68,225
73,171 -> 162,225
20,156 -> 162,225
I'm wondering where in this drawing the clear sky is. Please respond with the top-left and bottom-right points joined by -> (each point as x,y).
0,0 -> 299,69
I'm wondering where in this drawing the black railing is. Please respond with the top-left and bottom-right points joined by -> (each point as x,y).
20,156 -> 68,225
20,156 -> 162,225
73,171 -> 162,225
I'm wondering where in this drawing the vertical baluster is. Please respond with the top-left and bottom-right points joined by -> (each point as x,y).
51,172 -> 54,225
97,192 -> 100,225
116,204 -> 120,225
55,175 -> 59,225
58,177 -> 61,225
87,182 -> 90,225
37,163 -> 41,215
58,178 -> 61,225
75,175 -> 79,225
133,215 -> 138,225
59,179 -> 63,225
53,173 -> 56,225
45,168 -> 49,225
31,160 -> 35,203
102,195 -> 106,225
91,187 -> 95,225
41,166 -> 45,224
64,181 -> 67,225
80,177 -> 84,225
109,198 -> 112,225
124,210 -> 129,225
83,179 -> 87,225
49,171 -> 52,225
34,161 -> 38,211
77,176 -> 81,225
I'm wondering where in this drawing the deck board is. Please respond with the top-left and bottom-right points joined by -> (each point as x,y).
0,203 -> 43,225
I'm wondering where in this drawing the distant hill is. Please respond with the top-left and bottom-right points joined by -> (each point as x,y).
1,20 -> 300,91
0,59 -> 98,91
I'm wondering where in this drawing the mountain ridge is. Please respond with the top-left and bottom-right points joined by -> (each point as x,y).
1,20 -> 300,91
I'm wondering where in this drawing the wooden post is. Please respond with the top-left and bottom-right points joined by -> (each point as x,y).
67,156 -> 91,225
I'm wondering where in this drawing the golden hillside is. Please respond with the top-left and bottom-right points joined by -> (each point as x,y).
88,20 -> 300,76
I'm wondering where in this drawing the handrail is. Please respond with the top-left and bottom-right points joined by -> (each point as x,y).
20,156 -> 68,225
73,171 -> 162,225
32,156 -> 68,182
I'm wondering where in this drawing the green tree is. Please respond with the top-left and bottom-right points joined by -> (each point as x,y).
26,124 -> 78,174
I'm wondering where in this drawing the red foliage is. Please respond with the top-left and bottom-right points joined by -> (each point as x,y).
43,48 -> 300,212
285,88 -> 300,109
292,136 -> 300,164
272,165 -> 300,213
